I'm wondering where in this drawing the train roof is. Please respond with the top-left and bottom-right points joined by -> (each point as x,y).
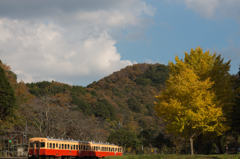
89,141 -> 119,146
46,137 -> 89,143
30,137 -> 120,146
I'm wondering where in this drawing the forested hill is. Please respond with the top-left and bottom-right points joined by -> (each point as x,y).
87,63 -> 168,120
1,61 -> 169,142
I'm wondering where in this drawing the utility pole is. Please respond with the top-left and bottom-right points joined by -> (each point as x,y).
25,121 -> 27,144
52,121 -> 53,134
8,137 -> 9,156
141,128 -> 143,153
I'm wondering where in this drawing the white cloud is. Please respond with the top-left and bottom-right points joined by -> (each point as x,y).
182,0 -> 240,20
145,59 -> 164,64
183,0 -> 219,18
0,0 -> 155,86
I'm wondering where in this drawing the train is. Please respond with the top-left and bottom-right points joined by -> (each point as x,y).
28,137 -> 123,159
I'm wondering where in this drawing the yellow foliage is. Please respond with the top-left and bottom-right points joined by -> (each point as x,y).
183,46 -> 234,134
155,60 -> 222,138
155,47 -> 233,140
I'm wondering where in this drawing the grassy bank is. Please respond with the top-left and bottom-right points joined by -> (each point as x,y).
105,154 -> 240,159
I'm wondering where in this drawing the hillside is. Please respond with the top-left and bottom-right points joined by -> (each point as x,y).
0,61 -> 169,144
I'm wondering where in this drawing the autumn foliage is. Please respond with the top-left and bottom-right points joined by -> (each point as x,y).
155,47 -> 236,155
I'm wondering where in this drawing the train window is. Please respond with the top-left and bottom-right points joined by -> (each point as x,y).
118,148 -> 119,152
83,145 -> 85,150
53,143 -> 55,149
73,145 -> 75,150
62,144 -> 64,149
36,143 -> 39,148
50,143 -> 52,149
68,144 -> 69,150
56,144 -> 58,148
71,145 -> 72,150
47,143 -> 49,148
76,145 -> 78,150
59,144 -> 61,149
40,142 -> 45,148
94,146 -> 95,150
30,143 -> 34,148
65,144 -> 67,149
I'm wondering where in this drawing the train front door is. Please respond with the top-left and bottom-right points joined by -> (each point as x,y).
33,141 -> 40,158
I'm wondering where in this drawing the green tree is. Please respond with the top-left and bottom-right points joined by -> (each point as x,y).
127,97 -> 141,113
155,53 -> 223,155
107,129 -> 140,152
152,132 -> 173,151
93,99 -> 116,120
0,65 -> 16,122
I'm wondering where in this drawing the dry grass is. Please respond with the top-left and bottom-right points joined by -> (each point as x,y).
105,154 -> 240,159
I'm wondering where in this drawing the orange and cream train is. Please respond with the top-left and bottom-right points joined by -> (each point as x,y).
28,137 -> 122,159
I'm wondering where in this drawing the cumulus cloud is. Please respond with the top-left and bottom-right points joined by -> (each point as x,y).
0,0 -> 156,86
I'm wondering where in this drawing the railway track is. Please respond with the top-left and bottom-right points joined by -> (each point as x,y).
0,157 -> 27,159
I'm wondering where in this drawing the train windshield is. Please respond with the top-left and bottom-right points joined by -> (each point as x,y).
41,142 -> 45,147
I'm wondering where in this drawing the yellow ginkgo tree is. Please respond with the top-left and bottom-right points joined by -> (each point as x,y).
183,47 -> 234,135
155,55 -> 223,155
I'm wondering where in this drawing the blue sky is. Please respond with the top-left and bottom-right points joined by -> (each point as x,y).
0,0 -> 239,86
118,0 -> 240,73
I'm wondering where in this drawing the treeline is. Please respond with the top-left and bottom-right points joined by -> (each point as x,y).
0,60 -> 173,153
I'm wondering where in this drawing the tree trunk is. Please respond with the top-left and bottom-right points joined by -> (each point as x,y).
235,137 -> 238,154
215,136 -> 223,154
190,137 -> 194,155
197,134 -> 203,154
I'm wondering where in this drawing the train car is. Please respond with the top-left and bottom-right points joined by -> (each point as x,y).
28,137 -> 122,159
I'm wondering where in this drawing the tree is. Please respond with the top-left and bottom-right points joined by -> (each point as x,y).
107,129 -> 140,152
152,132 -> 173,151
0,65 -> 16,122
183,47 -> 235,153
155,54 -> 223,155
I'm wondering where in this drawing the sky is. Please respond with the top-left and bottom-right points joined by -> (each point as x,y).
0,0 -> 240,86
